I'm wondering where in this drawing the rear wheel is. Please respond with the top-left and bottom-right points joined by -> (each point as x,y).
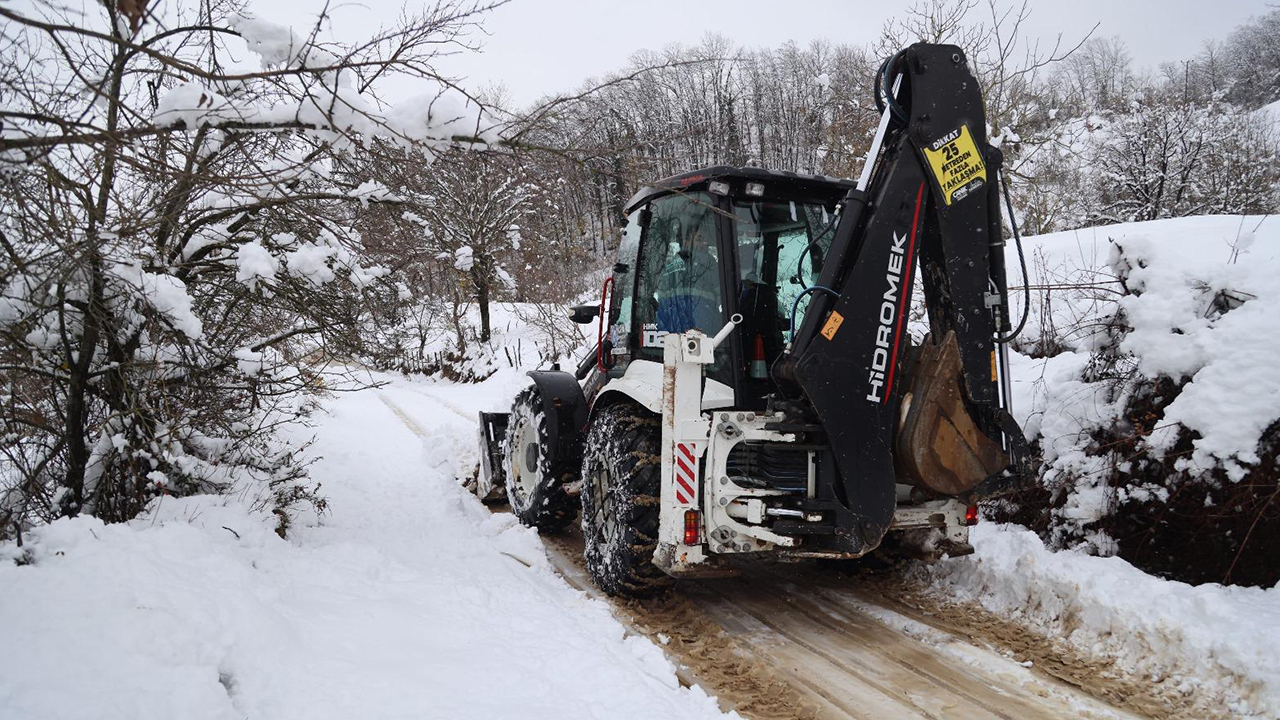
502,387 -> 578,532
581,402 -> 674,598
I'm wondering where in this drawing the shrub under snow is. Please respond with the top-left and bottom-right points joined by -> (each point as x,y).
994,215 -> 1279,587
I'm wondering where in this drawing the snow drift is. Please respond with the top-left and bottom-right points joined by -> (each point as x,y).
927,523 -> 1280,718
996,214 -> 1279,580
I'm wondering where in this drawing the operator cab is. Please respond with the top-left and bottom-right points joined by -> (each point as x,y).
602,166 -> 853,409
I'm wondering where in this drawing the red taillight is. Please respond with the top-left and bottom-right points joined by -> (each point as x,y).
965,503 -> 979,526
683,509 -> 701,545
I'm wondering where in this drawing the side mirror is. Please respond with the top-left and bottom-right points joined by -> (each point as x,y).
569,304 -> 601,324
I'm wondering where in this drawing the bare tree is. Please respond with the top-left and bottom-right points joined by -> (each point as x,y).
0,0 -> 501,535
1089,88 -> 1278,223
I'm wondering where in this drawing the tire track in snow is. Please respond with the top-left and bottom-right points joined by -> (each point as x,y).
377,393 -> 429,438
540,528 -> 1141,720
541,532 -> 827,720
386,382 -> 476,424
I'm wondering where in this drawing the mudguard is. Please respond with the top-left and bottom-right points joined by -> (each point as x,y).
589,359 -> 735,419
527,370 -> 589,467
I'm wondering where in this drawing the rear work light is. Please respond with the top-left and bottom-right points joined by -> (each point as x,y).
965,503 -> 979,526
745,182 -> 766,196
683,509 -> 701,545
708,180 -> 731,196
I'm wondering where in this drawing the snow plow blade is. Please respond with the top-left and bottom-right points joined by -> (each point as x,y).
475,411 -> 509,501
896,331 -> 1008,496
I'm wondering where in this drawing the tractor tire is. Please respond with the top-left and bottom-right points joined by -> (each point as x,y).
502,386 -> 579,533
580,401 -> 674,598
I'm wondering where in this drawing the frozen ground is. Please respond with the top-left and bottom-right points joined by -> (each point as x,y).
0,365 -> 731,720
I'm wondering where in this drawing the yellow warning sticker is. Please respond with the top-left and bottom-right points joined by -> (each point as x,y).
922,125 -> 987,205
820,311 -> 844,341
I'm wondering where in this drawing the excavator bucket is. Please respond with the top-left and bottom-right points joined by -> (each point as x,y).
896,331 -> 1008,496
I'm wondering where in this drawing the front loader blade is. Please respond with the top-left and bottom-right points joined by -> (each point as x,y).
476,411 -> 510,501
896,331 -> 1008,496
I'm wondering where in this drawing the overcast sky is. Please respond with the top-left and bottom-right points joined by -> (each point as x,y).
257,0 -> 1269,107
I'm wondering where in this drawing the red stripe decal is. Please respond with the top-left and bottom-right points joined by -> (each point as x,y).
676,477 -> 695,497
678,443 -> 695,464
676,457 -> 694,480
676,491 -> 689,504
883,181 -> 925,404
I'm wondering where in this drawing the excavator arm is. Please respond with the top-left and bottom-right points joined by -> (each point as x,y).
779,43 -> 1034,547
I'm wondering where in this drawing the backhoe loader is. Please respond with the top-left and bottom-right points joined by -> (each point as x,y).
476,43 -> 1034,597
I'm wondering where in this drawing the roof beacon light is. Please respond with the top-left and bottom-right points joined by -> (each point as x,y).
745,182 -> 766,197
708,180 -> 731,196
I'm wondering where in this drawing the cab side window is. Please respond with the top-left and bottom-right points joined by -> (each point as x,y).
608,208 -> 644,364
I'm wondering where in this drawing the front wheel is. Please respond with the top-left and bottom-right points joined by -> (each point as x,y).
502,386 -> 578,532
580,401 -> 673,598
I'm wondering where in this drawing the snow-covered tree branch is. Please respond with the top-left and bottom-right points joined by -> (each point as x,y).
0,0 -> 503,535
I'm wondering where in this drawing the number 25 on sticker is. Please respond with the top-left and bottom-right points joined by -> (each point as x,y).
923,125 -> 987,205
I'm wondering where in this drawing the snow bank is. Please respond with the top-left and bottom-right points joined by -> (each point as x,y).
0,376 -> 730,720
1261,99 -> 1280,131
1107,217 -> 1279,473
926,523 -> 1280,717
1004,215 -> 1279,531
926,214 -> 1280,716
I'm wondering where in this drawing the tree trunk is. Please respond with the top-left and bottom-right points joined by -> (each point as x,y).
65,25 -> 127,515
477,278 -> 491,343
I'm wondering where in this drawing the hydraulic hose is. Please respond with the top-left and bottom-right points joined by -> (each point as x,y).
789,285 -> 840,342
994,170 -> 1030,343
874,50 -> 908,123
795,211 -> 840,291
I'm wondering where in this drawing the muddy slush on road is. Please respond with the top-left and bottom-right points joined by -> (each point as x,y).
491,506 -> 1230,720
523,515 -> 1171,720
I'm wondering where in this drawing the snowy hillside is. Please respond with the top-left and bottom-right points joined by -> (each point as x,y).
1007,215 -> 1277,483
996,216 -> 1279,567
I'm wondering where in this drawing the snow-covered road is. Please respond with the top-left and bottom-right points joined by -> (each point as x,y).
347,372 -> 1275,720
347,375 -> 1137,720
0,373 -> 730,720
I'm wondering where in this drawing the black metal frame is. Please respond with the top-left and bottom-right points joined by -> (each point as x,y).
477,411 -> 509,489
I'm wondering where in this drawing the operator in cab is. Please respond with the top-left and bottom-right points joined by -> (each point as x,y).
654,211 -> 722,336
